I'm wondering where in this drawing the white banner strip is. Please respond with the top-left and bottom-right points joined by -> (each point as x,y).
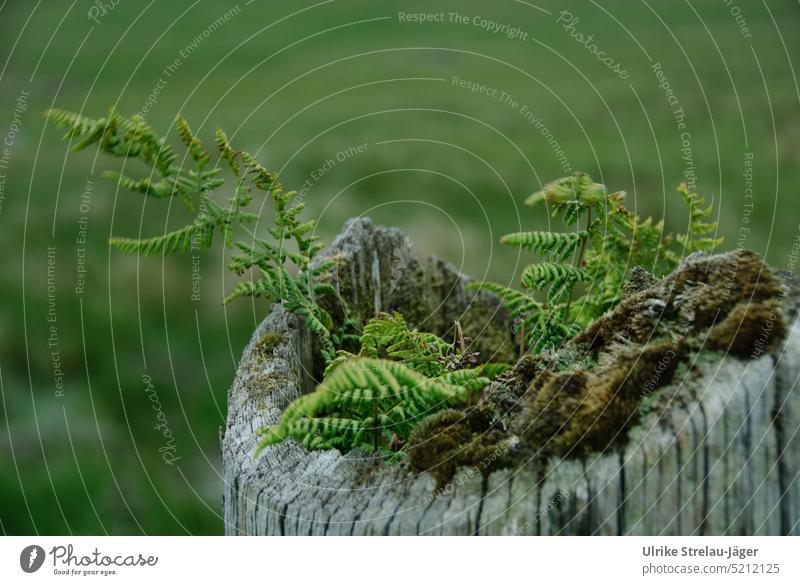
1,536 -> 798,584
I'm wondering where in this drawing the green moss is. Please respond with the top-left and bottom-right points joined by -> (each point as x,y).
256,332 -> 282,357
514,338 -> 688,459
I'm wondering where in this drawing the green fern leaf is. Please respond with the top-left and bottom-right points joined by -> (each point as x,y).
500,230 -> 587,259
521,262 -> 588,290
175,116 -> 210,168
108,221 -> 212,256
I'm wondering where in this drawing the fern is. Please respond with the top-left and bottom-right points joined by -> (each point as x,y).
263,314 -> 511,455
49,109 -> 728,457
357,312 -> 451,377
676,182 -> 724,253
471,172 -> 724,354
520,262 -> 589,291
481,173 -> 610,351
469,282 -> 541,319
500,230 -> 587,260
45,108 -> 340,362
435,363 -> 509,393
256,358 -> 471,454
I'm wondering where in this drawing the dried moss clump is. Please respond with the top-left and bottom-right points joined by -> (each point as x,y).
409,251 -> 788,483
515,339 -> 687,458
514,249 -> 786,460
706,299 -> 785,357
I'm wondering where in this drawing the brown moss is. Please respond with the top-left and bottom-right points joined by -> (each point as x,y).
461,429 -> 515,474
574,290 -> 667,351
407,403 -> 518,486
565,339 -> 685,456
673,250 -> 781,324
407,410 -> 472,486
409,250 -> 788,481
706,299 -> 785,357
517,369 -> 590,455
576,250 -> 782,355
622,266 -> 658,298
505,354 -> 554,397
517,339 -> 686,458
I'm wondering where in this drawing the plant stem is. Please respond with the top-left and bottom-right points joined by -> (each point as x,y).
565,207 -> 591,319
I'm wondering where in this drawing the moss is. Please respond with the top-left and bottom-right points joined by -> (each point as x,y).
622,265 -> 658,298
407,400 -> 519,486
515,337 -> 688,459
462,429 -> 516,474
407,409 -> 472,486
517,369 -> 591,457
568,339 -> 685,456
402,250 -> 788,488
575,291 -> 669,351
504,354 -> 553,397
256,332 -> 282,357
509,251 -> 787,462
576,250 -> 783,354
706,299 -> 785,357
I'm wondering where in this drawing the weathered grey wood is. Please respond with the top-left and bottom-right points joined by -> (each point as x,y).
221,218 -> 800,535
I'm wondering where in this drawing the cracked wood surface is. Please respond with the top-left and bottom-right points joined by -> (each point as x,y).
221,218 -> 800,535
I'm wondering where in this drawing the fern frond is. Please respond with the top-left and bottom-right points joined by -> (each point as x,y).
358,312 -> 450,376
240,150 -> 277,191
525,172 -> 607,206
479,362 -> 512,378
214,128 -> 241,177
109,221 -> 212,256
500,230 -> 587,259
435,368 -> 491,393
527,314 -> 581,353
256,355 -> 484,455
521,262 -> 588,290
44,109 -> 104,143
101,170 -> 175,198
467,281 -> 542,320
175,115 -> 210,168
45,108 -> 95,131
46,107 -> 347,375
676,183 -> 724,253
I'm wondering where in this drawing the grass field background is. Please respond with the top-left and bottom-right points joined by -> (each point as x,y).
1,0 -> 798,533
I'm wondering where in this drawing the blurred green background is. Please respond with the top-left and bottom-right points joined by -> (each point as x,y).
1,0 -> 798,534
